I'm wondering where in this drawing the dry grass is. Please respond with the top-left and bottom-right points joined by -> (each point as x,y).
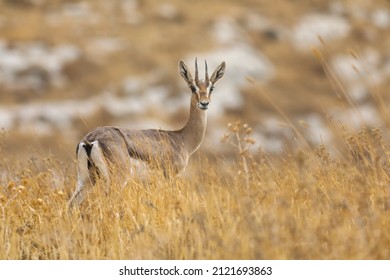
1,0 -> 390,260
1,121 -> 390,260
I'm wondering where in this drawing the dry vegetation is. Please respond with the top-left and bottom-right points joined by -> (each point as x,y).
1,0 -> 390,260
1,119 -> 390,260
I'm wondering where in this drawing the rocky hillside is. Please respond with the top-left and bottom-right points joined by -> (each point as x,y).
1,0 -> 390,162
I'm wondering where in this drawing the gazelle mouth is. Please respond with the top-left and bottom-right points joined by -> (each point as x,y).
198,103 -> 209,110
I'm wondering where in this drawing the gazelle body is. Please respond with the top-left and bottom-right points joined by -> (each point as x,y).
68,59 -> 226,207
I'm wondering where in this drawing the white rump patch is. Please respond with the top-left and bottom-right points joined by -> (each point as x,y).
90,140 -> 110,185
76,142 -> 89,191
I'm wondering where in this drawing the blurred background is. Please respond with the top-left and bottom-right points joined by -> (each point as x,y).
1,0 -> 390,164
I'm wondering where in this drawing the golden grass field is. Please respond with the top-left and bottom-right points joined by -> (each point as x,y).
1,118 -> 390,260
1,0 -> 390,260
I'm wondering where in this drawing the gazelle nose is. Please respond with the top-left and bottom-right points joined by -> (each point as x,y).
199,101 -> 209,110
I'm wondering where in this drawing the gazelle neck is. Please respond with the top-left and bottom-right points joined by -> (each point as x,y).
178,94 -> 207,155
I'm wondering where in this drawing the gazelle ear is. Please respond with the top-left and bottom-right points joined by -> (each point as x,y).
179,60 -> 194,87
210,61 -> 226,84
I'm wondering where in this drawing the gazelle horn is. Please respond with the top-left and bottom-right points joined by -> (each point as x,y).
195,58 -> 199,83
205,60 -> 209,83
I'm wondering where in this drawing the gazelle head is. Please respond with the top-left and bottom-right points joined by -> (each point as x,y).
179,58 -> 226,110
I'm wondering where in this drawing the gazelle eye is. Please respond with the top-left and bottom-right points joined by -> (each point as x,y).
209,85 -> 215,93
190,85 -> 196,92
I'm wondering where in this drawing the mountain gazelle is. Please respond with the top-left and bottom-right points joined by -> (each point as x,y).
68,59 -> 226,207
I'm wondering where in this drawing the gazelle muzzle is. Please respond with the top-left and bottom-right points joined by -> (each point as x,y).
198,101 -> 210,110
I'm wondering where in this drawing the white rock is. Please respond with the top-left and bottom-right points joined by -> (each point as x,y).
86,37 -> 125,57
372,9 -> 390,29
0,42 -> 81,90
299,114 -> 332,145
0,48 -> 29,76
255,132 -> 284,153
144,86 -> 169,107
332,105 -> 381,129
292,14 -> 351,50
212,17 -> 243,45
331,48 -> 382,102
0,96 -> 103,135
62,2 -> 92,18
252,117 -> 293,153
0,108 -> 14,130
332,48 -> 381,82
102,93 -> 146,116
122,76 -> 145,95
